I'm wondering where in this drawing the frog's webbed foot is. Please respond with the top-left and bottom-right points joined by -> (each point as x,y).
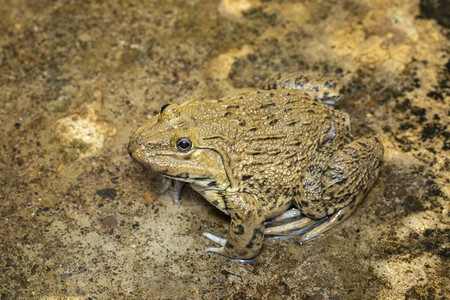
203,232 -> 256,264
299,205 -> 353,242
266,205 -> 358,242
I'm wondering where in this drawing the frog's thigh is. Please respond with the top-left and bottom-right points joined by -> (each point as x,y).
299,137 -> 384,220
260,72 -> 345,106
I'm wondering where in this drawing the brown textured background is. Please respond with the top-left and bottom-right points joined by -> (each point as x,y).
1,0 -> 448,298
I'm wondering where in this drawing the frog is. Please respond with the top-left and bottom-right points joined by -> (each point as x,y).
128,73 -> 384,260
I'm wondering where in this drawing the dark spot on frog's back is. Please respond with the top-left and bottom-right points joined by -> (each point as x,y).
242,175 -> 252,181
357,141 -> 367,147
297,75 -> 309,82
226,105 -> 240,110
260,103 -> 276,109
269,119 -> 278,126
224,112 -> 232,117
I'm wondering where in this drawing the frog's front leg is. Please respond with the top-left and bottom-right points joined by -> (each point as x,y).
261,72 -> 345,107
203,193 -> 265,259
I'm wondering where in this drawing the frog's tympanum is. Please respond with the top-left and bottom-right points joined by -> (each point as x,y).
128,73 -> 384,259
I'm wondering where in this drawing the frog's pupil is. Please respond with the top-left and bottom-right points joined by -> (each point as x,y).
160,104 -> 169,113
179,140 -> 189,148
177,138 -> 191,151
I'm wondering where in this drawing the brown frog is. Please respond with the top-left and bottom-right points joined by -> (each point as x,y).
128,73 -> 384,259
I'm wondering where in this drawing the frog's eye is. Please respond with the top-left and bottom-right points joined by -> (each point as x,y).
160,104 -> 170,113
176,138 -> 192,151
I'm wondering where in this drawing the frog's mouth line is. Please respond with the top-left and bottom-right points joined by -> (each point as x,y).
162,173 -> 212,182
133,158 -> 153,170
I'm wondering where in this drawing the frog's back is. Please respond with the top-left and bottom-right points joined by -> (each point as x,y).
182,89 -> 345,195
185,89 -> 334,140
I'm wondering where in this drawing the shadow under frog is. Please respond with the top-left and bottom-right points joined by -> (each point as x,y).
128,73 -> 384,260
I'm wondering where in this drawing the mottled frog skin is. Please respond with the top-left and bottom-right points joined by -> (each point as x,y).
128,73 -> 384,259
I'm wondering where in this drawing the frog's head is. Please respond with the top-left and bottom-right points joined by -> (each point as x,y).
128,102 -> 229,190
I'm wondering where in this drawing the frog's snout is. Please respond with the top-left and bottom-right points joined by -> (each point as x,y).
127,136 -> 138,159
127,132 -> 144,164
128,140 -> 153,170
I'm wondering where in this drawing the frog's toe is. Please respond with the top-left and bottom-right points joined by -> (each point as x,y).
265,216 -> 317,235
203,232 -> 226,246
205,246 -> 225,254
159,179 -> 185,204
299,205 -> 353,242
264,208 -> 301,225
203,233 -> 236,258
173,180 -> 185,204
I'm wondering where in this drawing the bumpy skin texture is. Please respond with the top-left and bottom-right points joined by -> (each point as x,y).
128,73 -> 384,259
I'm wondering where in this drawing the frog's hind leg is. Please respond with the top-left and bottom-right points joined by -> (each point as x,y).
297,136 -> 384,241
260,72 -> 345,107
